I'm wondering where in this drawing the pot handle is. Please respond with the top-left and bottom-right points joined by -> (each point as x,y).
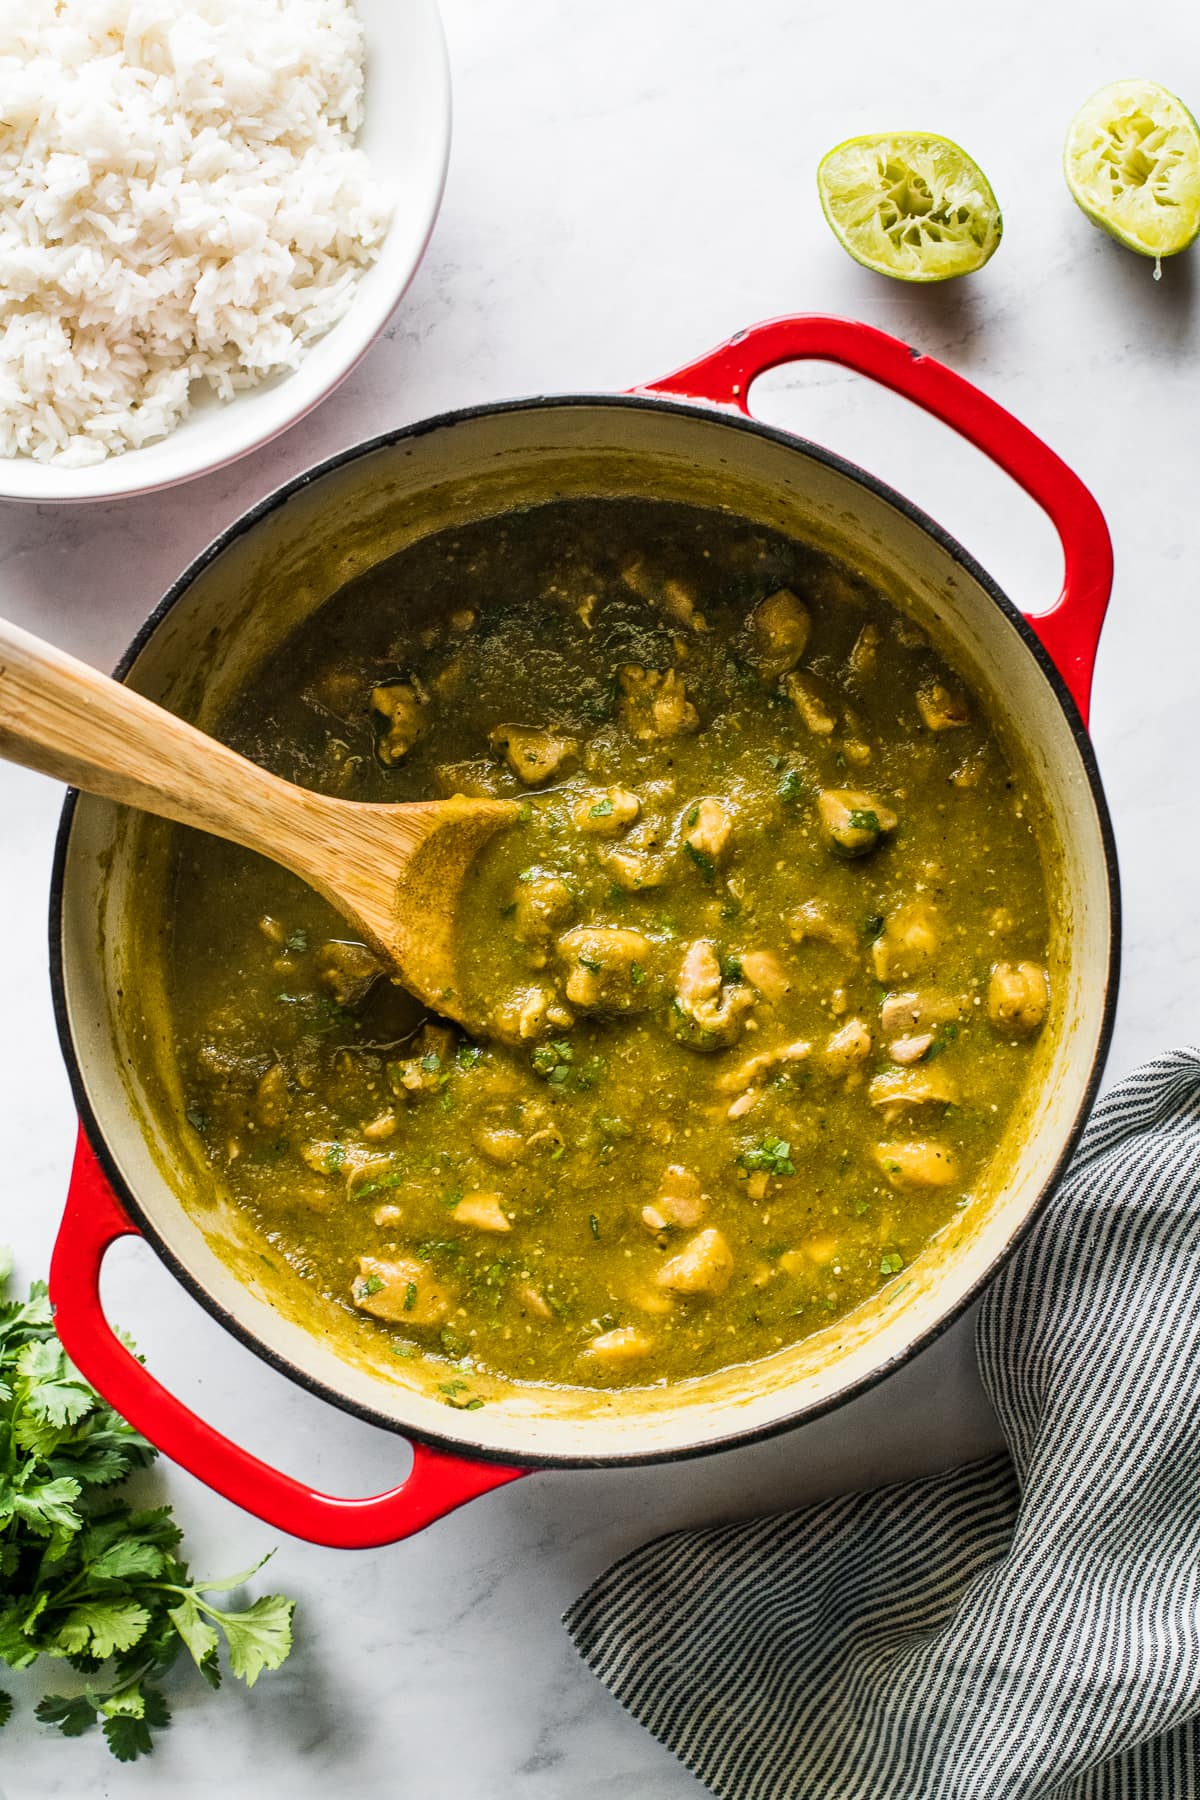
639,315 -> 1113,724
49,1130 -> 527,1549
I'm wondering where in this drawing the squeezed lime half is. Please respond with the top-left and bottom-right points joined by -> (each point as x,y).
817,132 -> 1002,281
1064,79 -> 1200,259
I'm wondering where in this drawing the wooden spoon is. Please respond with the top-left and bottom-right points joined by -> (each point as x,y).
0,617 -> 518,1030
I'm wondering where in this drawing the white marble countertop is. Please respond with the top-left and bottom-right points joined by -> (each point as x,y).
2,0 -> 1196,1792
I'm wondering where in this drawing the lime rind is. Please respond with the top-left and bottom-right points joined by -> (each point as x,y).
1064,79 -> 1200,258
817,132 -> 1002,283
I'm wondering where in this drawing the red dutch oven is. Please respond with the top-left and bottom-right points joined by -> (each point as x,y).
47,316 -> 1119,1547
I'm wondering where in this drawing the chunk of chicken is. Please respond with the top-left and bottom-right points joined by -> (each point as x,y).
739,949 -> 794,1004
949,750 -> 987,790
817,788 -> 898,857
987,961 -> 1049,1038
254,1063 -> 289,1131
473,1122 -> 525,1165
715,1040 -> 811,1117
430,654 -> 466,700
516,1283 -> 554,1321
488,725 -> 578,784
492,984 -> 574,1042
868,1065 -> 959,1120
316,940 -> 384,1008
352,1254 -> 453,1326
671,939 -> 756,1049
917,680 -> 970,731
821,1018 -> 873,1076
745,587 -> 811,677
683,797 -> 733,865
512,874 -> 574,967
656,1227 -> 734,1296
871,903 -> 943,981
433,757 -> 507,799
880,987 -> 968,1036
451,1190 -> 511,1233
621,557 -> 707,631
888,1033 -> 935,1065
779,1234 -> 839,1275
587,1325 -> 654,1363
362,1109 -> 398,1141
573,787 -> 640,836
371,681 -> 428,766
847,622 -> 880,680
604,847 -> 669,891
874,1140 -> 960,1189
787,900 -> 858,959
557,926 -> 652,1012
618,665 -> 700,741
388,1022 -> 457,1098
785,670 -> 838,734
642,1165 -> 706,1233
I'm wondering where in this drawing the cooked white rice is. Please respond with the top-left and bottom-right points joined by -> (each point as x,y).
0,0 -> 392,466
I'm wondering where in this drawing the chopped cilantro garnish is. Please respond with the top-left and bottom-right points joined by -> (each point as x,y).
324,1141 -> 346,1173
589,798 -> 615,818
879,1251 -> 905,1276
531,1039 -> 574,1080
630,962 -> 646,986
777,768 -> 805,803
457,1044 -> 483,1070
589,1214 -> 600,1240
417,1239 -> 464,1263
358,1272 -> 384,1297
403,1281 -> 418,1312
846,808 -> 881,834
926,1022 -> 960,1059
738,1135 -> 795,1177
578,954 -> 604,973
516,800 -> 533,823
284,928 -> 308,952
683,841 -> 715,882
721,953 -> 744,984
420,1052 -> 442,1073
685,804 -> 700,828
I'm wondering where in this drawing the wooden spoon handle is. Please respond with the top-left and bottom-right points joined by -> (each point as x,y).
0,614 -> 312,857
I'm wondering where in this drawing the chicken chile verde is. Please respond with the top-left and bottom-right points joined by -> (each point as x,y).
169,499 -> 1052,1392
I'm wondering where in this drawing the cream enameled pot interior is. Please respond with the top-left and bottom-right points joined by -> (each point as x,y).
55,400 -> 1115,1464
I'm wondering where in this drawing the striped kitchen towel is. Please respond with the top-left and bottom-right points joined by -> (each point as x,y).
564,1050 -> 1200,1798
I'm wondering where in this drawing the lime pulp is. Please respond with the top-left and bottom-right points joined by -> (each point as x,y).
1064,79 -> 1200,260
816,132 -> 1002,282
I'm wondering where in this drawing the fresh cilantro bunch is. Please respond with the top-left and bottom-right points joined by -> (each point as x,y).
0,1251 -> 295,1760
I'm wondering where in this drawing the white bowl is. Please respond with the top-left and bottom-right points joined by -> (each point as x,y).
0,0 -> 451,504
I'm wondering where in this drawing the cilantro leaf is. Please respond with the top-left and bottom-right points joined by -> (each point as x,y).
0,1263 -> 296,1758
208,1594 -> 295,1687
57,1599 -> 152,1661
103,1712 -> 154,1761
35,1692 -> 98,1737
0,1687 -> 11,1729
167,1594 -> 220,1676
